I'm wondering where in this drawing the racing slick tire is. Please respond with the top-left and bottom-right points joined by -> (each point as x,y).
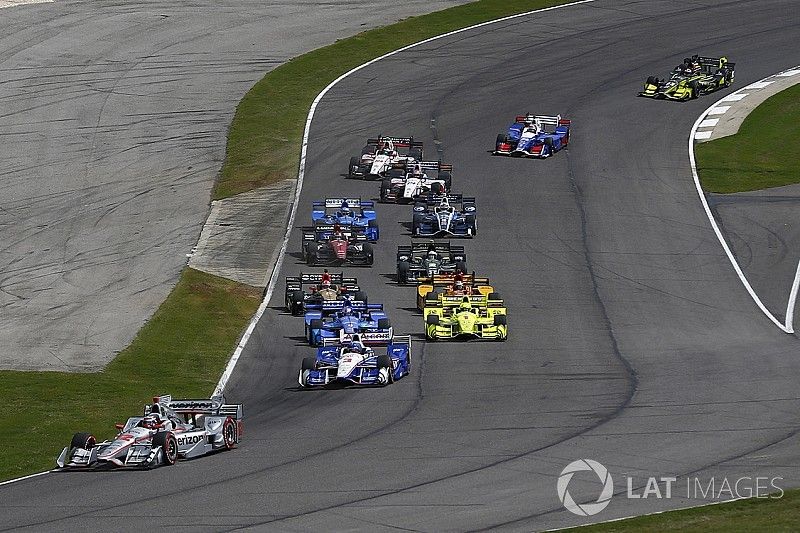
152,431 -> 178,466
646,76 -> 657,86
222,418 -> 238,450
70,432 -> 96,451
426,314 -> 440,325
397,261 -> 410,284
438,171 -> 452,189
380,179 -> 392,203
431,182 -> 444,194
309,319 -> 324,344
307,251 -> 318,266
362,243 -> 374,265
377,354 -> 394,385
493,314 -> 507,326
378,318 -> 391,329
302,357 -> 317,370
488,292 -> 502,301
289,290 -> 304,316
455,261 -> 467,275
688,80 -> 700,99
354,290 -> 368,304
348,156 -> 360,178
409,147 -> 423,161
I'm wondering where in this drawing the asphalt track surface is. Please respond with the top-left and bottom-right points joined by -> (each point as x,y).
0,0 -> 463,371
4,0 -> 800,531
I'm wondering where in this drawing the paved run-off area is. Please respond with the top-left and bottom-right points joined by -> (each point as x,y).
0,0 -> 466,371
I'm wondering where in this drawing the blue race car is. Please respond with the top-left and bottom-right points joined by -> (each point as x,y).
412,193 -> 476,238
312,198 -> 378,241
304,300 -> 392,346
494,114 -> 571,158
298,334 -> 412,388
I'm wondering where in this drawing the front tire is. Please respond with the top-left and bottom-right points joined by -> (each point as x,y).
377,354 -> 394,385
70,432 -> 96,451
152,432 -> 178,466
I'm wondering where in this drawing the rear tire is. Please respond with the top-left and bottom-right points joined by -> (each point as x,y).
380,179 -> 392,203
397,261 -> 410,284
289,290 -> 304,316
354,290 -> 368,303
378,318 -> 391,329
348,156 -> 359,178
488,292 -> 502,301
362,243 -> 374,265
222,418 -> 237,450
455,261 -> 467,274
309,319 -> 323,345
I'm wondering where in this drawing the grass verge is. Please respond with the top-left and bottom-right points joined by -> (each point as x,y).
215,0 -> 571,199
0,269 -> 261,481
696,83 -> 800,193
562,489 -> 800,532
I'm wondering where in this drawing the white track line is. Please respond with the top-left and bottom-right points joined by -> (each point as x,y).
689,76 -> 800,334
212,0 -> 597,395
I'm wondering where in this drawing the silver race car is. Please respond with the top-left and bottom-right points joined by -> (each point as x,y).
56,395 -> 243,469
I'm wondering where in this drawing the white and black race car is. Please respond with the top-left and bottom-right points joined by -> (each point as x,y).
348,136 -> 423,179
56,395 -> 242,469
379,161 -> 453,203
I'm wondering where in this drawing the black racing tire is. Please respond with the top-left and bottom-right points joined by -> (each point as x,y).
409,147 -> 423,161
377,354 -> 394,385
362,242 -> 374,265
222,418 -> 237,450
431,182 -> 444,194
438,171 -> 452,190
689,80 -> 700,99
348,156 -> 360,178
397,261 -> 410,284
309,319 -> 323,344
152,431 -> 178,466
302,356 -> 317,371
455,261 -> 467,274
496,133 -> 506,147
488,292 -> 502,301
380,179 -> 392,203
289,290 -> 304,315
426,314 -> 440,325
367,219 -> 378,228
646,76 -> 656,86
71,432 -> 96,450
354,290 -> 368,303
544,136 -> 554,148
377,318 -> 391,329
493,314 -> 507,326
307,251 -> 318,266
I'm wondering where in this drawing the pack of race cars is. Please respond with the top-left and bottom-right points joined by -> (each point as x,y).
56,54 -> 733,470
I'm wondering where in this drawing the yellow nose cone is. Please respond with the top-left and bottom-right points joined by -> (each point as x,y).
457,312 -> 476,332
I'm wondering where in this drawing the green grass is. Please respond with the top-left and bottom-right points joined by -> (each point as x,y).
696,83 -> 800,193
562,489 -> 800,532
0,269 -> 261,480
215,0 -> 570,199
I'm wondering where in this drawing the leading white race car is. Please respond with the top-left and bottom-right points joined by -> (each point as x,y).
348,136 -> 423,179
56,395 -> 242,469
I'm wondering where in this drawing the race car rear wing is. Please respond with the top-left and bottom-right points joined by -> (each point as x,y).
320,300 -> 381,311
425,273 -> 490,286
405,160 -> 453,173
154,395 -> 243,420
286,272 -> 359,292
367,136 -> 424,149
303,224 -> 368,241
398,241 -> 466,254
314,198 -> 374,210
321,330 -> 393,346
421,193 -> 476,208
697,56 -> 734,71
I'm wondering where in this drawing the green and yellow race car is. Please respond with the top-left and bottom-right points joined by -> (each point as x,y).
639,55 -> 734,101
424,294 -> 507,341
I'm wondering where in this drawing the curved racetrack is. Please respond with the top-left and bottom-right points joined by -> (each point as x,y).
3,1 -> 800,531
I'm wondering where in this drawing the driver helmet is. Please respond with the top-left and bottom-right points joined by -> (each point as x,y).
348,340 -> 367,354
454,280 -> 464,291
141,414 -> 160,429
412,164 -> 422,178
427,250 -> 438,260
524,113 -> 535,126
339,206 -> 352,217
343,304 -> 353,316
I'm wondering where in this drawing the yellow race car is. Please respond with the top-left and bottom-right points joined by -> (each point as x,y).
424,294 -> 507,341
416,273 -> 494,310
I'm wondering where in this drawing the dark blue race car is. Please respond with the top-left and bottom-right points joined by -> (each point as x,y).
494,114 -> 571,158
311,198 -> 378,241
303,300 -> 392,346
412,193 -> 476,238
298,335 -> 412,388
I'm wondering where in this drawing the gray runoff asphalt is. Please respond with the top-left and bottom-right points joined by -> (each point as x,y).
3,0 -> 800,531
0,0 -> 466,371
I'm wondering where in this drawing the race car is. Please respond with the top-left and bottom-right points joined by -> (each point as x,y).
311,198 -> 378,241
304,300 -> 392,346
298,334 -> 412,387
285,271 -> 365,316
424,294 -> 507,341
639,55 -> 734,100
396,241 -> 466,285
494,114 -> 571,158
56,395 -> 242,469
348,136 -> 424,179
416,272 -> 494,310
379,161 -> 452,203
412,193 -> 476,238
301,224 -> 374,266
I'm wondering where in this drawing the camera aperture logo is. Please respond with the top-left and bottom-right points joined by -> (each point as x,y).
557,459 -> 614,516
